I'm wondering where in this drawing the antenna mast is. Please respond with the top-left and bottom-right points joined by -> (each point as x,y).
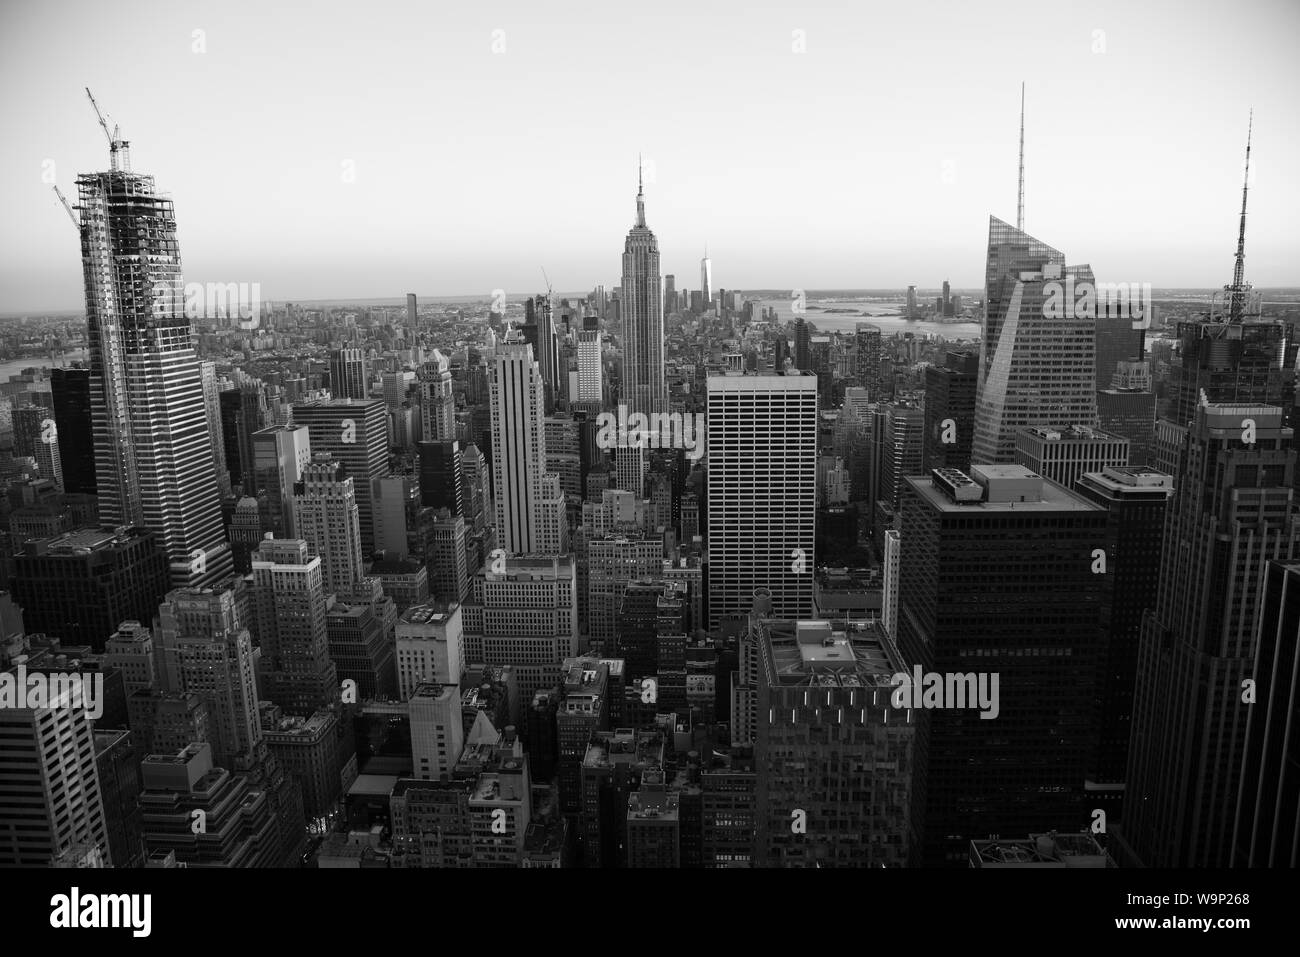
1227,110 -> 1253,322
1016,83 -> 1025,231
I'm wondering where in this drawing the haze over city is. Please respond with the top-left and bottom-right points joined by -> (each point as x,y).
2,0 -> 1299,312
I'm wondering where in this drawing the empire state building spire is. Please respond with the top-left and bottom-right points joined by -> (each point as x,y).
621,157 -> 664,414
636,154 -> 646,227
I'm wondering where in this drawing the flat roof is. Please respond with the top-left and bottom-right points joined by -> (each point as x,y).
905,472 -> 1101,513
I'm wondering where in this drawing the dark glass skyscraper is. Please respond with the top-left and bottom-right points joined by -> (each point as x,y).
51,367 -> 95,494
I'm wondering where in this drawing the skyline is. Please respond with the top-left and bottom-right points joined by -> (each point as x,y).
0,0 -> 1298,312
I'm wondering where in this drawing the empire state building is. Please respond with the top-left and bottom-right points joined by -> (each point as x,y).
620,165 -> 665,415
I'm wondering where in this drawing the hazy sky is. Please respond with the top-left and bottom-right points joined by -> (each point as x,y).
2,0 -> 1298,312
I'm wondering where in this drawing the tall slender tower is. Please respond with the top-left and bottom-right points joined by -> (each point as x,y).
621,161 -> 665,415
74,94 -> 232,587
490,341 -> 550,555
700,247 -> 713,312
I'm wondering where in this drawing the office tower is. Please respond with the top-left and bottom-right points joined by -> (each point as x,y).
702,760 -> 757,867
972,218 -> 1098,464
897,465 -> 1107,865
94,729 -> 145,869
51,368 -> 95,495
627,769 -> 680,867
706,372 -> 817,628
259,706 -> 340,818
103,620 -> 157,696
396,603 -> 464,699
923,351 -> 979,473
700,252 -> 712,310
544,415 -> 582,499
330,347 -> 369,400
881,401 -> 925,510
12,406 -> 63,489
427,510 -> 469,604
406,293 -> 417,327
75,143 -> 232,588
576,330 -> 603,405
221,385 -> 269,489
371,557 -> 430,612
137,743 -> 280,868
1014,425 -> 1129,490
251,538 -> 338,717
1162,121 -> 1289,431
1097,360 -> 1158,467
1237,560 -> 1300,866
372,473 -> 418,557
418,439 -> 464,517
293,455 -> 365,597
199,362 -> 231,495
293,398 -> 388,551
1073,466 -> 1173,790
461,443 -> 490,541
616,579 -> 669,686
663,274 -> 676,317
418,349 -> 456,443
12,527 -> 170,652
461,554 -> 579,704
854,322 -> 882,398
250,424 -> 312,538
228,496 -> 264,573
489,342 -> 550,555
524,294 -> 560,413
794,318 -> 810,372
1122,404 -> 1298,867
128,690 -> 210,756
153,582 -> 261,771
383,370 -> 415,410
0,665 -> 109,866
588,536 -> 662,652
621,169 -> 666,415
576,725 -> 659,859
537,473 -> 569,554
754,619 -> 916,867
409,683 -> 464,781
614,443 -> 646,498
882,528 -> 901,638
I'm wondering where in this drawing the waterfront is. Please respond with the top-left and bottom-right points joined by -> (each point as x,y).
758,298 -> 981,339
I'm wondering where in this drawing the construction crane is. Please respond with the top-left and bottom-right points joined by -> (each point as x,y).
86,87 -> 130,171
540,266 -> 553,298
52,186 -> 80,231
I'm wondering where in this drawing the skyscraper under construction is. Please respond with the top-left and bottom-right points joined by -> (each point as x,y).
73,92 -> 232,587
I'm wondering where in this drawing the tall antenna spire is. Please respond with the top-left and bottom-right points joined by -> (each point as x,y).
636,153 -> 646,227
1227,110 -> 1253,321
1016,82 -> 1025,231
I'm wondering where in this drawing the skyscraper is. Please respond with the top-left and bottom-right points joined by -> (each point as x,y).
706,371 -> 817,627
663,274 -> 676,317
1121,404 -> 1298,867
251,538 -> 339,717
576,329 -> 603,405
923,351 -> 979,474
753,619 -> 917,867
75,131 -> 232,587
972,218 -> 1098,464
490,341 -> 551,555
699,250 -> 712,312
12,406 -> 63,489
292,398 -> 389,551
418,349 -> 455,442
293,455 -> 366,597
51,367 -> 95,495
854,322 -> 882,398
329,347 -> 369,401
621,167 -> 665,415
0,673 -> 109,866
250,424 -> 312,538
897,465 -> 1107,865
